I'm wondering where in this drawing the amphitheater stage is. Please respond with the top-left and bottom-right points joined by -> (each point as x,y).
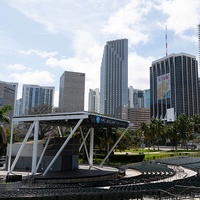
0,165 -> 122,184
34,165 -> 120,183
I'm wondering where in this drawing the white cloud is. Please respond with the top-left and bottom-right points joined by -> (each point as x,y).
46,30 -> 104,110
3,0 -> 199,109
6,64 -> 31,71
7,0 -> 122,34
155,0 -> 200,35
71,30 -> 104,63
46,56 -> 101,110
19,49 -> 58,58
9,70 -> 55,85
128,52 -> 154,89
102,0 -> 153,45
9,70 -> 55,99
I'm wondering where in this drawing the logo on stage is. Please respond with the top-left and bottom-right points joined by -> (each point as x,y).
96,116 -> 101,124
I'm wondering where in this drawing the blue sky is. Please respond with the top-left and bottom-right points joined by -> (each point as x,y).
0,0 -> 199,110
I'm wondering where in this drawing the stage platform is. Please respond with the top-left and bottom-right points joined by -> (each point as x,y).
0,165 -> 121,184
34,165 -> 120,183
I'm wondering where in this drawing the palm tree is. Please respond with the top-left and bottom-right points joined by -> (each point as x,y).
154,119 -> 164,150
148,119 -> 158,150
165,123 -> 179,150
138,122 -> 149,150
190,114 -> 200,137
175,114 -> 192,149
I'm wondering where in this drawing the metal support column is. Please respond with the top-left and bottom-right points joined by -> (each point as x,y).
7,120 -> 14,174
31,120 -> 39,175
89,128 -> 94,167
10,122 -> 35,172
35,132 -> 52,172
79,127 -> 90,163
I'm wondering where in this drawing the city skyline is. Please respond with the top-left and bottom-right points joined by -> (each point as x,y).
0,0 -> 199,110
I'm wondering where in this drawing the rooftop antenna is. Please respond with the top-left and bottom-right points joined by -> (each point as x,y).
165,25 -> 168,56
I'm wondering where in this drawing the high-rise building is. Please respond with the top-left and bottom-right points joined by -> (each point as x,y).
88,88 -> 100,113
15,98 -> 22,116
150,53 -> 199,120
21,84 -> 55,115
198,24 -> 200,65
59,71 -> 85,112
0,81 -> 18,119
128,86 -> 144,109
144,89 -> 150,108
100,39 -> 128,119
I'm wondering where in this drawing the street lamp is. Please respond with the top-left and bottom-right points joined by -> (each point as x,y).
141,131 -> 145,154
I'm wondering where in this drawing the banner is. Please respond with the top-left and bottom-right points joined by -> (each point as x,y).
157,73 -> 170,100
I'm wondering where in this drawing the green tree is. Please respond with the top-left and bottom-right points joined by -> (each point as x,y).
165,123 -> 179,150
94,127 -> 117,162
137,122 -> 149,149
0,105 -> 12,155
117,129 -> 135,151
174,114 -> 192,149
148,119 -> 158,150
154,119 -> 165,150
191,114 -> 200,134
23,104 -> 56,139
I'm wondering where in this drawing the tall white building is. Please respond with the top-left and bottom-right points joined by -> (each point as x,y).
21,84 -> 55,115
88,88 -> 100,113
128,86 -> 145,109
100,39 -> 128,119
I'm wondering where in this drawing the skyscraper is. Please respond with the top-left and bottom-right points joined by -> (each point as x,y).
150,53 -> 199,120
198,24 -> 200,65
128,86 -> 144,109
88,88 -> 100,113
21,84 -> 55,115
0,81 -> 18,119
59,71 -> 85,112
100,39 -> 128,119
144,89 -> 150,108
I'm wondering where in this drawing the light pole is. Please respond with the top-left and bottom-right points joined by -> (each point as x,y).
141,131 -> 145,154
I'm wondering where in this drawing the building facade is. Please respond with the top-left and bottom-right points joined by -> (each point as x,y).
144,89 -> 150,108
128,108 -> 150,130
88,88 -> 100,113
198,24 -> 200,65
150,53 -> 199,120
100,39 -> 128,119
59,71 -> 85,112
21,84 -> 55,115
128,86 -> 144,109
0,81 -> 18,119
15,98 -> 22,116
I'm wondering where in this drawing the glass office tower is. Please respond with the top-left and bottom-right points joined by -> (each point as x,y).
100,39 -> 128,119
150,53 -> 199,120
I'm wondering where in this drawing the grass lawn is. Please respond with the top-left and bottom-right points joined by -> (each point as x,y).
114,148 -> 200,162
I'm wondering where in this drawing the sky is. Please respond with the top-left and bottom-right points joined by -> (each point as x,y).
0,0 -> 199,110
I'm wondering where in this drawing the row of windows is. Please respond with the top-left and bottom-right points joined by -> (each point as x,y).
150,55 -> 199,118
